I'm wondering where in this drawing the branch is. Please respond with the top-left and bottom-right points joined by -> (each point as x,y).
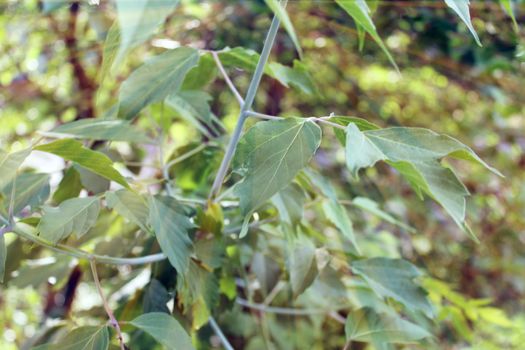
208,316 -> 234,350
90,259 -> 126,350
212,51 -> 244,106
209,8 -> 283,200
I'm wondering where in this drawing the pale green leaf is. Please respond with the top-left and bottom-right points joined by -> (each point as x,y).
130,312 -> 195,350
106,189 -> 149,232
0,148 -> 31,190
148,195 -> 194,275
444,0 -> 482,46
114,0 -> 180,69
352,197 -> 414,232
345,307 -> 431,344
351,258 -> 433,318
38,197 -> 101,244
265,0 -> 303,57
1,173 -> 50,216
49,119 -> 151,143
233,118 -> 321,215
289,240 -> 318,297
336,0 -> 398,71
35,139 -> 129,188
100,20 -> 120,79
268,60 -> 317,95
500,0 -> 518,31
32,326 -> 109,350
118,47 -> 199,120
322,199 -> 361,255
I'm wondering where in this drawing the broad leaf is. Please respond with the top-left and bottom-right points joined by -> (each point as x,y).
32,326 -> 109,350
265,0 -> 303,57
130,312 -> 195,350
351,258 -> 433,318
118,47 -> 199,120
322,199 -> 361,255
345,123 -> 501,235
234,118 -> 321,215
106,189 -> 149,232
114,0 -> 180,69
35,139 -> 129,188
49,119 -> 151,143
1,173 -> 50,216
148,196 -> 194,275
38,197 -> 101,244
0,148 -> 31,190
345,307 -> 431,344
444,0 -> 482,46
336,0 -> 398,71
52,167 -> 82,204
289,240 -> 318,297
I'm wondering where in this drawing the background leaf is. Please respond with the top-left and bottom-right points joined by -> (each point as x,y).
49,119 -> 151,143
0,148 -> 31,190
32,326 -> 109,350
444,0 -> 482,46
130,312 -> 195,350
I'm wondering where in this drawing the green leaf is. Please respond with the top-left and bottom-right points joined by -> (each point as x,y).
351,258 -> 433,318
143,279 -> 170,314
0,148 -> 31,190
106,189 -> 149,232
289,240 -> 318,297
444,0 -> 482,46
35,139 -> 129,188
38,197 -> 101,244
335,0 -> 398,71
148,196 -> 194,275
0,235 -> 6,283
100,20 -> 120,78
330,116 -> 380,145
1,173 -> 50,216
181,52 -> 218,90
32,326 -> 109,350
352,197 -> 414,232
344,123 -> 501,235
53,167 -> 82,204
268,60 -> 317,95
49,119 -> 151,143
130,312 -> 195,350
345,307 -> 431,344
114,0 -> 180,69
118,47 -> 199,120
500,0 -> 518,31
264,0 -> 303,57
322,199 -> 361,255
233,118 -> 321,216
271,183 -> 306,226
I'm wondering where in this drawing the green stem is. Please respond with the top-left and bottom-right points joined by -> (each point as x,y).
209,8 -> 283,200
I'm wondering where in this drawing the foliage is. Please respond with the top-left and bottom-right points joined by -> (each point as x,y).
1,0 -> 524,349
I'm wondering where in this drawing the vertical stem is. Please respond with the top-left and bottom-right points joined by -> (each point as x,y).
90,259 -> 126,350
208,316 -> 234,350
209,6 -> 284,200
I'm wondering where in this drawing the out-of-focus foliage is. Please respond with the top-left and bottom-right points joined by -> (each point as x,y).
1,0 -> 525,349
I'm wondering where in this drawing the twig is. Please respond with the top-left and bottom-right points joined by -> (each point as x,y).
209,8 -> 283,200
212,51 -> 244,106
245,111 -> 282,120
208,316 -> 235,350
245,110 -> 347,130
236,297 -> 339,316
90,258 -> 126,350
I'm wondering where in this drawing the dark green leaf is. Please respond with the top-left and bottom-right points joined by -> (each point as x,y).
35,139 -> 129,188
52,167 -> 82,204
130,312 -> 195,350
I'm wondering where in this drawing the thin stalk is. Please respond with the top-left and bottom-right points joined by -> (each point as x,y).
212,51 -> 244,106
245,110 -> 282,120
245,111 -> 346,130
208,316 -> 234,350
236,297 -> 337,316
90,259 -> 126,350
209,9 -> 283,200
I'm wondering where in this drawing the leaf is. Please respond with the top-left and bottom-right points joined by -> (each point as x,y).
130,312 -> 195,350
271,183 -> 306,226
100,20 -> 120,78
38,197 -> 101,244
268,60 -> 317,95
32,326 -> 109,350
118,47 -> 199,120
289,241 -> 318,297
444,0 -> 482,46
53,167 -> 82,204
264,0 -> 303,57
351,258 -> 433,318
0,235 -> 6,283
1,173 -> 50,216
114,0 -> 180,69
181,53 -> 218,90
35,139 -> 129,188
352,197 -> 414,232
49,119 -> 151,143
344,123 -> 501,235
500,0 -> 518,31
345,307 -> 431,344
233,118 -> 321,215
335,0 -> 398,71
143,279 -> 171,314
0,148 -> 31,190
106,190 -> 149,232
322,199 -> 361,255
148,195 -> 194,275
